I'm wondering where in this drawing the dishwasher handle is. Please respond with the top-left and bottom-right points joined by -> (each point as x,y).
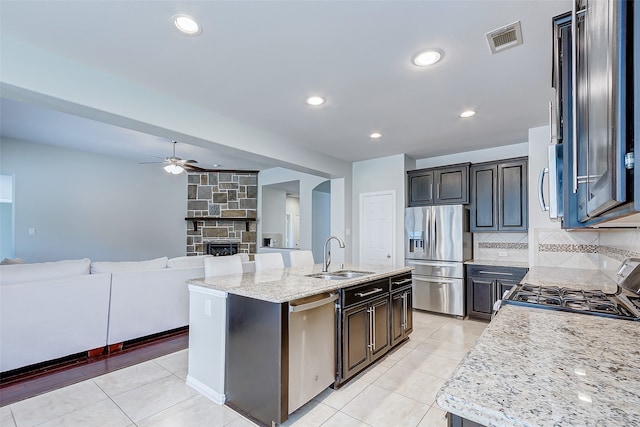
289,293 -> 338,313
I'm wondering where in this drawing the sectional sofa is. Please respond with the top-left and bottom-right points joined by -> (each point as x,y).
0,255 -> 210,373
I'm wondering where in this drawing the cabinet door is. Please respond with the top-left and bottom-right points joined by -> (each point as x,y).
466,276 -> 494,320
496,279 -> 519,301
390,292 -> 405,347
408,171 -> 434,206
342,303 -> 370,380
470,164 -> 498,232
434,165 -> 469,204
370,297 -> 390,363
498,159 -> 528,231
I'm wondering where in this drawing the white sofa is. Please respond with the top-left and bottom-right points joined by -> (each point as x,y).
99,256 -> 207,346
0,255 -> 210,373
0,259 -> 112,372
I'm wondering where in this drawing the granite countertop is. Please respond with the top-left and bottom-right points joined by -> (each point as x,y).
187,263 -> 412,303
436,266 -> 640,426
465,259 -> 529,269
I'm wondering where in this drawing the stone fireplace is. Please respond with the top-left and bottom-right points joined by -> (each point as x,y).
186,171 -> 258,256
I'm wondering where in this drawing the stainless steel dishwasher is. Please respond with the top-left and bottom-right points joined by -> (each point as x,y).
288,292 -> 338,413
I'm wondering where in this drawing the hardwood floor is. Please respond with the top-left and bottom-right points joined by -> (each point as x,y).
0,328 -> 189,406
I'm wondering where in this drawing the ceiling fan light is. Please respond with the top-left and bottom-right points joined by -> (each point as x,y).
164,163 -> 185,175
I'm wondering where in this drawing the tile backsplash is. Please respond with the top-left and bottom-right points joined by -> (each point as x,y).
473,233 -> 528,263
598,228 -> 640,280
475,228 -> 639,280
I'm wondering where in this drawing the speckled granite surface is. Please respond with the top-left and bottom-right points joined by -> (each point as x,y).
437,266 -> 640,427
187,263 -> 412,303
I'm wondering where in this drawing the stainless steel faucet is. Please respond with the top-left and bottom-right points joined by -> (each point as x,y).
323,236 -> 345,272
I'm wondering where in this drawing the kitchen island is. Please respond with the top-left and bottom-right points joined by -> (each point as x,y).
436,266 -> 640,426
186,263 -> 412,426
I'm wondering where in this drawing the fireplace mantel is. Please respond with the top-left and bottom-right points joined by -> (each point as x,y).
185,217 -> 256,232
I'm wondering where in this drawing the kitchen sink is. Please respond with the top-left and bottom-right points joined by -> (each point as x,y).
306,270 -> 374,280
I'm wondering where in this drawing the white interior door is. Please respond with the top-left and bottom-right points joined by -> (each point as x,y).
359,191 -> 395,265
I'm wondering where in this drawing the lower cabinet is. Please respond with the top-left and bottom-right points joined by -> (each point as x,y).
447,413 -> 486,427
338,273 -> 412,385
466,265 -> 528,321
391,286 -> 413,347
341,294 -> 390,381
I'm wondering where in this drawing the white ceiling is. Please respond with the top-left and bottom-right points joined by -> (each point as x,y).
0,0 -> 571,171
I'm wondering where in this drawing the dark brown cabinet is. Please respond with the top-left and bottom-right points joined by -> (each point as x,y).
338,273 -> 412,385
470,158 -> 528,232
391,287 -> 412,347
342,295 -> 390,380
466,265 -> 528,320
340,279 -> 391,382
408,163 -> 469,206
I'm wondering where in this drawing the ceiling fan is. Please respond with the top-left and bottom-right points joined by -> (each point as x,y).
139,140 -> 203,174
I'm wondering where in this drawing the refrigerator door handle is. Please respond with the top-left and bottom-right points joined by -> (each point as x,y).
433,213 -> 438,253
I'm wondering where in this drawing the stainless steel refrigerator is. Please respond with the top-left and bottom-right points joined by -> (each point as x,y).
405,205 -> 472,316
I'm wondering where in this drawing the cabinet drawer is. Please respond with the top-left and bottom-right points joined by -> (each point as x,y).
390,273 -> 412,291
342,279 -> 390,308
466,265 -> 528,282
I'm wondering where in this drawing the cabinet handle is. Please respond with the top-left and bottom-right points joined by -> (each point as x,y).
355,288 -> 384,298
570,1 -> 586,194
402,293 -> 407,330
367,307 -> 374,351
391,278 -> 412,287
371,305 -> 376,351
538,167 -> 549,211
436,183 -> 440,200
478,270 -> 514,276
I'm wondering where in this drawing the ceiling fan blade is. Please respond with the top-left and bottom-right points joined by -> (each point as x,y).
138,161 -> 164,164
178,159 -> 198,164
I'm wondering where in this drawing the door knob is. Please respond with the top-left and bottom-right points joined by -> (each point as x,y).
386,255 -> 391,258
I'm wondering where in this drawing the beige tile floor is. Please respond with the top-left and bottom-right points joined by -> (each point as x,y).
1,311 -> 487,427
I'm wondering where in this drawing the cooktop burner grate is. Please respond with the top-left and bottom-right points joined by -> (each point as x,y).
505,284 -> 640,321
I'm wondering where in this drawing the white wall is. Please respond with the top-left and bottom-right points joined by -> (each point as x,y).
258,168 -> 349,261
261,185 -> 286,245
352,154 -> 412,266
0,138 -> 187,262
285,196 -> 300,247
312,189 -> 331,262
0,174 -> 14,259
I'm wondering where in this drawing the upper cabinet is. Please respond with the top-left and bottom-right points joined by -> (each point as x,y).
407,163 -> 469,206
551,3 -> 638,228
470,157 -> 528,232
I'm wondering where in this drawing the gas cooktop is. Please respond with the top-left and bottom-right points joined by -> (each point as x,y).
503,284 -> 640,321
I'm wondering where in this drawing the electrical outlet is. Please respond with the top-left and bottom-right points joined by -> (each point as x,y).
28,227 -> 36,236
499,251 -> 508,257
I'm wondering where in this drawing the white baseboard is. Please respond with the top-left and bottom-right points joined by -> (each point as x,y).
186,375 -> 226,405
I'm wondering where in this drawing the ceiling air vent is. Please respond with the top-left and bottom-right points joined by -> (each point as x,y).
486,21 -> 523,54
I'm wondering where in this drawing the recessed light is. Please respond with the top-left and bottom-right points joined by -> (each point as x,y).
173,15 -> 201,35
370,132 -> 382,139
306,96 -> 325,106
412,49 -> 443,67
459,110 -> 476,118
